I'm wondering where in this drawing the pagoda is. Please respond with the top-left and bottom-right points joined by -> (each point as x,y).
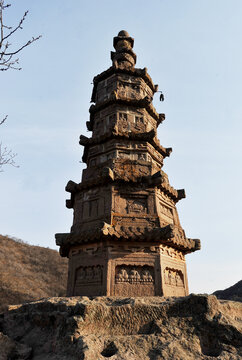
55,30 -> 200,297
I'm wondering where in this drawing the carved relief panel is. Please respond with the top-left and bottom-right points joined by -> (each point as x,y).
95,79 -> 106,103
162,265 -> 187,296
134,116 -> 146,132
75,265 -> 103,286
83,199 -> 105,221
163,267 -> 184,287
115,194 -> 148,216
158,201 -> 174,225
116,149 -> 148,161
113,161 -> 152,182
156,189 -> 175,208
92,113 -> 117,138
72,188 -> 108,229
126,198 -> 147,214
95,75 -> 116,103
92,104 -> 157,140
115,265 -> 154,283
114,265 -> 155,296
117,112 -> 129,133
116,75 -> 153,101
74,265 -> 104,296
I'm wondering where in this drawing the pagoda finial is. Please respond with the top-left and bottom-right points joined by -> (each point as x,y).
111,30 -> 136,69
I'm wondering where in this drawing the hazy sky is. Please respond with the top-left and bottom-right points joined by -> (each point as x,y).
1,0 -> 241,294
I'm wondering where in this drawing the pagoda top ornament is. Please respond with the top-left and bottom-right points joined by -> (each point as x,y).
111,30 -> 136,69
55,31 -> 201,297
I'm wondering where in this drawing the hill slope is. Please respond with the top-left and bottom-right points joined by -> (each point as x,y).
0,235 -> 68,312
213,280 -> 242,302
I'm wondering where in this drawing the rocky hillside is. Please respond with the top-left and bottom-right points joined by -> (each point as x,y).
0,235 -> 68,312
214,280 -> 242,302
0,294 -> 241,360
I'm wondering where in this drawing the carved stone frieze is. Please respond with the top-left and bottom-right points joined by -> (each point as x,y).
85,139 -> 165,170
107,244 -> 160,254
115,265 -> 154,284
91,104 -> 157,137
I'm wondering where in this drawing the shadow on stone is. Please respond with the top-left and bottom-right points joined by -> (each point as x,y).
199,334 -> 222,357
101,341 -> 118,357
148,348 -> 162,360
138,320 -> 162,335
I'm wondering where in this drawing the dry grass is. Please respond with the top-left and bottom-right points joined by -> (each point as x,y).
0,235 -> 68,312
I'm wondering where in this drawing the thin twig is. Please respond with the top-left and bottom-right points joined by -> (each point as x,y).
0,142 -> 19,171
0,114 -> 8,125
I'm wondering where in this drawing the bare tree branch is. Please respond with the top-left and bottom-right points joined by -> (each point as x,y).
2,10 -> 28,42
0,1 -> 41,171
0,116 -> 17,171
0,0 -> 42,71
0,142 -> 19,171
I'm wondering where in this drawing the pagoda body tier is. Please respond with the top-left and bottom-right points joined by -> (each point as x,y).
56,31 -> 200,297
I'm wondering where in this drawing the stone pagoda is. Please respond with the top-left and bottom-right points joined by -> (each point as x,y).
56,30 -> 200,297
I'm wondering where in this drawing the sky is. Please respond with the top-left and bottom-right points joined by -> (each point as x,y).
1,0 -> 241,294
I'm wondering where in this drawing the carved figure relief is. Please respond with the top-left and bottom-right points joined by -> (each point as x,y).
118,112 -> 129,132
126,198 -> 147,214
119,112 -> 128,121
164,267 -> 184,287
138,153 -> 146,161
115,265 -> 154,284
134,116 -> 146,132
75,265 -> 103,286
117,80 -> 141,99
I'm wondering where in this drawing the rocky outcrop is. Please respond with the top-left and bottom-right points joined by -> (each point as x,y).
0,294 -> 241,360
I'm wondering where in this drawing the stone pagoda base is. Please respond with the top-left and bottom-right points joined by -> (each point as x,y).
66,241 -> 188,297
